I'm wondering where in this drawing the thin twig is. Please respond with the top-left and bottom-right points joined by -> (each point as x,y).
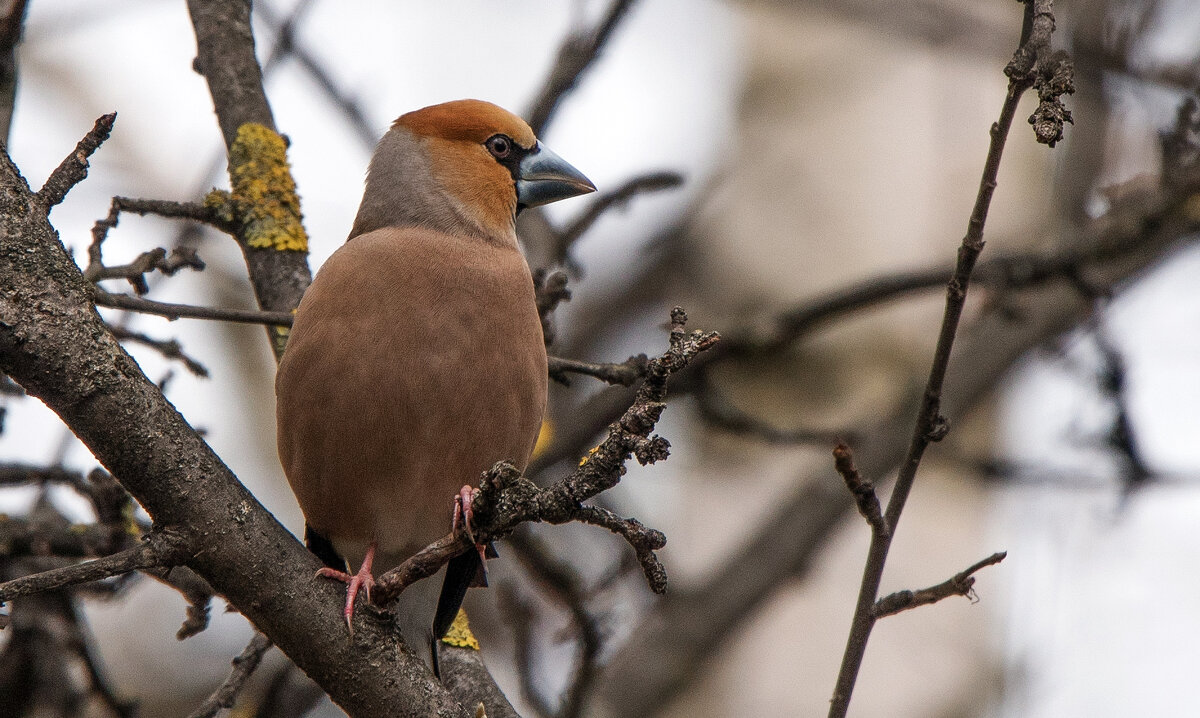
693,375 -> 851,445
873,552 -> 1007,618
535,268 -> 572,346
508,531 -> 604,718
548,354 -> 647,386
0,463 -> 87,488
109,326 -> 209,377
500,585 -> 557,718
374,307 -> 717,604
0,532 -> 189,605
828,3 -> 1061,715
551,171 -> 684,268
255,0 -> 377,148
186,632 -> 274,718
35,112 -> 115,209
93,289 -> 295,326
833,443 -> 885,537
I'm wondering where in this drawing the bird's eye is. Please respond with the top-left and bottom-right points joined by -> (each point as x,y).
486,135 -> 512,159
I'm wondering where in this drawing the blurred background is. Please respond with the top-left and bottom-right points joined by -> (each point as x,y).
2,0 -> 1200,716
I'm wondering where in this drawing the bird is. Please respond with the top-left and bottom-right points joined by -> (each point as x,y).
275,99 -> 595,668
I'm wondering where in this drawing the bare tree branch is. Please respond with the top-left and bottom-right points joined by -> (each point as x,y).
35,112 -> 115,209
0,116 -> 472,718
374,308 -> 717,604
596,79 -> 1200,718
0,532 -> 187,605
109,326 -> 209,377
828,4 -> 1062,713
187,0 -> 311,360
873,552 -> 1007,619
547,354 -> 647,386
186,632 -> 273,718
93,289 -> 294,326
526,0 -> 639,135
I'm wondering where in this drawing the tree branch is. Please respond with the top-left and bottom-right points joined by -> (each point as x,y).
0,115 -> 471,717
828,4 -> 1059,714
526,0 -> 639,135
0,531 -> 188,606
597,42 -> 1200,718
35,112 -> 115,210
872,552 -> 1007,619
374,308 -> 717,604
93,289 -> 294,326
187,0 -> 311,360
186,632 -> 273,718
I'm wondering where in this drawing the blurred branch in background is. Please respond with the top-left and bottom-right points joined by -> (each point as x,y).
0,0 -> 27,143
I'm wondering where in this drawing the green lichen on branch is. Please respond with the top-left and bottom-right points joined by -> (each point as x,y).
213,123 -> 308,252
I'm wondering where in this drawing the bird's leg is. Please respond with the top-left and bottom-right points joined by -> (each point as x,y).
452,485 -> 490,568
316,541 -> 377,633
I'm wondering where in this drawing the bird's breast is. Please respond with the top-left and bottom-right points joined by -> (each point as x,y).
276,228 -> 547,568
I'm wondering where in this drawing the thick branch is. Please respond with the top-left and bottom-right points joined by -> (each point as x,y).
547,354 -> 647,386
0,129 -> 469,716
187,0 -> 311,360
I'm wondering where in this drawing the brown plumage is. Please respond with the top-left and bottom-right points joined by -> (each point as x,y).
275,99 -> 593,666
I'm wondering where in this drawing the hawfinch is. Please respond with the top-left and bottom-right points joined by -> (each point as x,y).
275,99 -> 594,666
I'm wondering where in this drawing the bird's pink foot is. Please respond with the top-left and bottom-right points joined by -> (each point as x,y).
452,485 -> 478,543
316,542 -> 376,633
452,485 -> 490,572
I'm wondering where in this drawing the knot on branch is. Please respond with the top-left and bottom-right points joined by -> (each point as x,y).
833,443 -> 887,537
219,123 -> 308,253
926,414 -> 950,442
632,435 -> 670,465
1028,50 -> 1074,147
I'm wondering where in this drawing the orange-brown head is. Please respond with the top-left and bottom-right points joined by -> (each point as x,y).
350,99 -> 595,245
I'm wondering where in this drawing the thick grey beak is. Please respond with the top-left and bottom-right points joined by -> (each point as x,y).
516,142 -> 596,210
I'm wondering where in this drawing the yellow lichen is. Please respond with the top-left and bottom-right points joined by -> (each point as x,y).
203,189 -> 235,225
441,608 -> 481,650
578,444 -> 600,467
227,123 -> 308,252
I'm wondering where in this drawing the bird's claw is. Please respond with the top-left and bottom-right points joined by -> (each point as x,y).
452,484 -> 479,544
316,543 -> 376,634
452,485 -> 491,578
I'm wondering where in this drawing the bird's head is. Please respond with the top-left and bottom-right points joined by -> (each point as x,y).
350,99 -> 596,246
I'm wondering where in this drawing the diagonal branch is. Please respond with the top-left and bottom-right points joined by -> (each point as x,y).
828,3 -> 1060,714
186,632 -> 273,718
35,112 -> 115,210
373,308 -> 718,604
0,106 -> 472,718
526,0 -> 639,135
